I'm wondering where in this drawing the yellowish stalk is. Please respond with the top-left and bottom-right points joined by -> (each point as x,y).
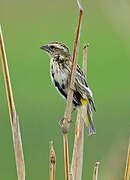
50,141 -> 56,180
93,162 -> 100,180
71,45 -> 88,180
0,25 -> 25,180
61,1 -> 83,180
124,139 -> 130,180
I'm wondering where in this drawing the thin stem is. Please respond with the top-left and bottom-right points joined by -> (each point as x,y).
12,111 -> 25,180
124,139 -> 130,180
71,111 -> 84,180
63,135 -> 70,180
62,0 -> 83,134
93,162 -> 100,180
61,1 -> 83,180
50,141 -> 56,180
0,25 -> 15,125
71,45 -> 87,180
0,25 -> 25,180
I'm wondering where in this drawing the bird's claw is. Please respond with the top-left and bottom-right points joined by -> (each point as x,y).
58,117 -> 64,127
59,117 -> 73,127
68,119 -> 74,123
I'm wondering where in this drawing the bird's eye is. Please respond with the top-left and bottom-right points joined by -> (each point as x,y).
50,45 -> 55,49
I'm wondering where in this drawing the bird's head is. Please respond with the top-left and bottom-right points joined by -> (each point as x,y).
40,42 -> 70,58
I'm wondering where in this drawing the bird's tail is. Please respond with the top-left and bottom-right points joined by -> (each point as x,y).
81,99 -> 96,136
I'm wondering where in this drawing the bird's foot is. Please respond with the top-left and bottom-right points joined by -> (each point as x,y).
58,117 -> 64,127
68,119 -> 74,123
59,117 -> 73,127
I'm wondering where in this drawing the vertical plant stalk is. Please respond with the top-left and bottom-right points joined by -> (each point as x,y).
71,111 -> 84,180
62,0 -> 83,134
71,45 -> 88,180
12,111 -> 25,180
0,25 -> 15,124
124,139 -> 130,180
93,162 -> 100,180
50,141 -> 56,180
0,25 -> 25,180
63,134 -> 70,180
61,1 -> 83,180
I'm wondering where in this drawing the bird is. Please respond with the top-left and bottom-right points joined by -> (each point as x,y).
40,41 -> 96,136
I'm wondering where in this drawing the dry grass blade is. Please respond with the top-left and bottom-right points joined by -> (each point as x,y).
0,25 -> 25,180
12,111 -> 25,180
50,141 -> 56,180
71,45 -> 88,180
124,139 -> 130,180
0,25 -> 15,125
93,162 -> 100,180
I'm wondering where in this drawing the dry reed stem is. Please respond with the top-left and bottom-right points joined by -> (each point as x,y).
124,139 -> 130,180
93,162 -> 100,180
71,112 -> 84,180
71,45 -> 88,180
0,25 -> 25,180
0,25 -> 15,124
12,111 -> 25,180
63,134 -> 70,180
61,1 -> 83,180
50,141 -> 56,180
62,0 -> 83,133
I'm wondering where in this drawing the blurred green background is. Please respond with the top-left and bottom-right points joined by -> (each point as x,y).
0,0 -> 129,179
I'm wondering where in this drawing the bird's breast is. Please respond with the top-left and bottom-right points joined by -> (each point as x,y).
50,60 -> 68,90
50,60 -> 82,106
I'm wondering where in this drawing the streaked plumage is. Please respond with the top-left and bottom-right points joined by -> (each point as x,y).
40,41 -> 96,135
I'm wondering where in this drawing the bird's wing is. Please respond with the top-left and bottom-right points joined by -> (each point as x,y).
75,65 -> 96,111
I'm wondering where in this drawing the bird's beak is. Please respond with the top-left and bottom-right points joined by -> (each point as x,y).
40,44 -> 49,52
